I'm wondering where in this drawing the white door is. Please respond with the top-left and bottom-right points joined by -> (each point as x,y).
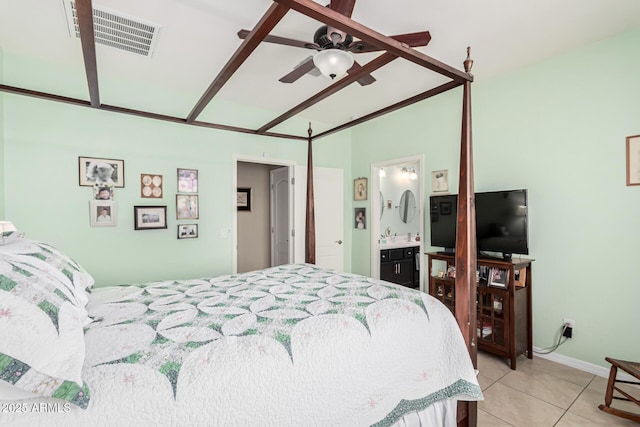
294,166 -> 344,271
270,167 -> 291,266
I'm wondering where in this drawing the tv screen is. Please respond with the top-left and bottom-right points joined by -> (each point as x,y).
429,189 -> 529,257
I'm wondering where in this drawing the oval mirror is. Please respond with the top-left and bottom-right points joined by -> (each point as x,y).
380,191 -> 384,219
399,190 -> 416,223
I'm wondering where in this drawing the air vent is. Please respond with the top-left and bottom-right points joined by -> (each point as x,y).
62,0 -> 161,58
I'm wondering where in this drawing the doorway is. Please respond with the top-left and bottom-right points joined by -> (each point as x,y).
235,157 -> 294,274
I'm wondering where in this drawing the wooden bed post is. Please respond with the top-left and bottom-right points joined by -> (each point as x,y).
455,47 -> 477,427
305,123 -> 316,264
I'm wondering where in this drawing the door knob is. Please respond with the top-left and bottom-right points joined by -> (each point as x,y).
335,240 -> 343,244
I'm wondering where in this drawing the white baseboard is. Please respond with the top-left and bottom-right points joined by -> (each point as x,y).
533,347 -> 637,383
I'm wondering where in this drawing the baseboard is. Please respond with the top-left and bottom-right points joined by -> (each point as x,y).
533,347 -> 637,383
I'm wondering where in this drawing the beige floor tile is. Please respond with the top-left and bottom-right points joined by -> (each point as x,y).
518,356 -> 595,387
478,351 -> 512,381
478,373 -> 498,391
479,382 -> 565,427
566,386 -> 639,426
499,367 -> 584,409
478,408 -> 514,426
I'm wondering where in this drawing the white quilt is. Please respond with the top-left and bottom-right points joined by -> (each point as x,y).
0,264 -> 481,426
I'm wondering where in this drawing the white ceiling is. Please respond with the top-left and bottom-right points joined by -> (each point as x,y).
1,0 -> 640,135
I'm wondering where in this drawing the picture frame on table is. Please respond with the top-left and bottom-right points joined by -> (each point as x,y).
237,188 -> 251,211
354,178 -> 367,201
79,156 -> 125,187
488,268 -> 508,288
626,135 -> 640,186
134,206 -> 167,230
89,200 -> 116,227
177,224 -> 198,239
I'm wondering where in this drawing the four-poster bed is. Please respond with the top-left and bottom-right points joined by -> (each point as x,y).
0,0 -> 481,425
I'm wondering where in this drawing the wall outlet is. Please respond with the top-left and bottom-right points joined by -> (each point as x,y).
563,318 -> 575,329
563,318 -> 574,338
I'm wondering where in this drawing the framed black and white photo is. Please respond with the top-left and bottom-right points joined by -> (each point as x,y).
90,200 -> 116,227
237,188 -> 251,211
177,224 -> 198,239
79,156 -> 125,187
134,206 -> 167,230
354,207 -> 366,229
431,170 -> 448,193
178,168 -> 198,193
176,195 -> 199,219
354,177 -> 367,201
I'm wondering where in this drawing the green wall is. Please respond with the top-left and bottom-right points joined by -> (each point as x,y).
0,47 -> 5,218
350,28 -> 640,368
2,95 -> 351,286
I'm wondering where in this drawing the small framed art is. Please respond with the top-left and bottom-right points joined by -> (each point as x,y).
489,268 -> 508,288
626,135 -> 640,186
90,200 -> 116,227
94,183 -> 114,200
176,195 -> 199,219
237,188 -> 251,211
354,207 -> 366,229
431,170 -> 448,193
178,224 -> 198,239
134,206 -> 167,230
79,156 -> 125,187
354,177 -> 367,201
178,168 -> 198,193
141,174 -> 163,198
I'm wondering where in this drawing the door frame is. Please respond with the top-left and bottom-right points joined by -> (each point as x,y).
233,155 -> 295,274
370,155 -> 425,290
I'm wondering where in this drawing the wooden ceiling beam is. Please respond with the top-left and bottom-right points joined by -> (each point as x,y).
313,80 -> 462,140
258,52 -> 397,133
75,0 -> 100,108
186,3 -> 290,124
273,0 -> 471,83
0,84 -> 305,141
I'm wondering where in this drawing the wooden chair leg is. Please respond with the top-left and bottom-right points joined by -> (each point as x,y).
598,358 -> 640,423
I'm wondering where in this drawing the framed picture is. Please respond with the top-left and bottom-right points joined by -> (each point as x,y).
141,174 -> 163,198
431,170 -> 448,193
440,201 -> 452,215
354,177 -> 367,201
237,188 -> 251,211
177,224 -> 198,239
93,183 -> 114,200
626,135 -> 640,186
489,268 -> 508,288
178,168 -> 198,193
176,195 -> 199,219
354,207 -> 366,229
79,156 -> 125,187
90,200 -> 116,227
134,206 -> 167,230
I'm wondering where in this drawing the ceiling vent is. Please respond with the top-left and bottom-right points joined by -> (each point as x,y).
62,1 -> 161,58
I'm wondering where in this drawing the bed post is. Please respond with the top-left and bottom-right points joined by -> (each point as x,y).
305,123 -> 316,264
455,47 -> 477,427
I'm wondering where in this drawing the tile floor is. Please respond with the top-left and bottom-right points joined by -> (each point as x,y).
476,352 -> 639,426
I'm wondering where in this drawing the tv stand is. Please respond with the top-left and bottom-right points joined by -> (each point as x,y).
427,252 -> 534,369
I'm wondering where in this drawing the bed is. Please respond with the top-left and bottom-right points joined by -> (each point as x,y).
0,232 -> 481,426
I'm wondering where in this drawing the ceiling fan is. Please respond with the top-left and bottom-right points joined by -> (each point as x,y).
237,0 -> 431,86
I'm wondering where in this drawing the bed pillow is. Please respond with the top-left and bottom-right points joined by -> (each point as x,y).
0,232 -> 91,408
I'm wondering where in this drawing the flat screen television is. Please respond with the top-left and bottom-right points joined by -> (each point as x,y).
429,189 -> 529,258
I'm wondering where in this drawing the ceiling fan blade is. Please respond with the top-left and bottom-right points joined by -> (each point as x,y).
279,57 -> 317,84
347,61 -> 376,86
237,29 -> 317,50
330,0 -> 356,18
353,31 -> 432,53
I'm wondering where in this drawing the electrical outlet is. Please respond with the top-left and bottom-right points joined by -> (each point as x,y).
563,318 -> 575,329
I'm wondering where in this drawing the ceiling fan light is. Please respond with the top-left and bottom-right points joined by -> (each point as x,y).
313,49 -> 354,80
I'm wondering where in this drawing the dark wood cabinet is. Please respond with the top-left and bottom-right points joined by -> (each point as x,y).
427,252 -> 533,369
380,246 -> 419,289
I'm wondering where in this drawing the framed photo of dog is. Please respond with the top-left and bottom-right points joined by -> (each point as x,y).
79,156 -> 125,188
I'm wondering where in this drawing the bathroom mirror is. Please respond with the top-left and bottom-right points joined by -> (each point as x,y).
380,191 -> 384,219
398,190 -> 416,223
